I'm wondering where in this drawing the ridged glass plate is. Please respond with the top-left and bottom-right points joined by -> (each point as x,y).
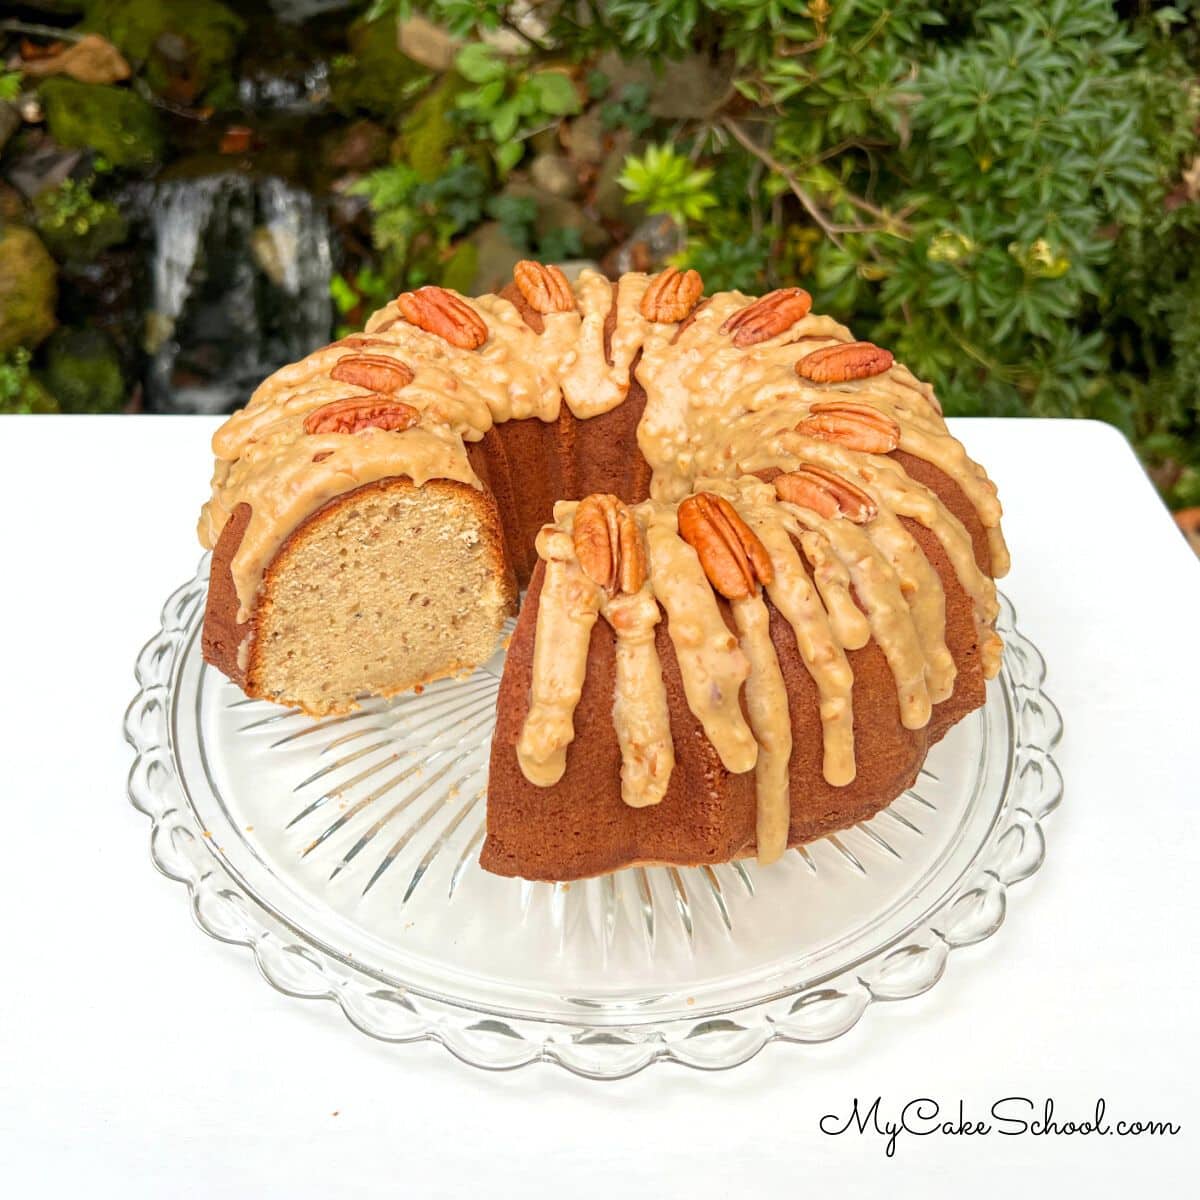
125,555 -> 1062,1078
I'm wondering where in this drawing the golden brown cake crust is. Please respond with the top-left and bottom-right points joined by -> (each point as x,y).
202,501 -> 253,691
482,562 -> 758,880
479,508 -> 987,881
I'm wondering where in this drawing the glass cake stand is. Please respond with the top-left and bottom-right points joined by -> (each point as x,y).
125,555 -> 1062,1078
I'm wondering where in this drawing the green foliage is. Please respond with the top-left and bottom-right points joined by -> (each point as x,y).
599,82 -> 653,134
482,193 -> 584,260
0,349 -> 58,415
486,194 -> 538,246
0,72 -> 21,103
366,0 -> 508,37
33,177 -> 129,263
684,235 -> 772,293
538,226 -> 583,262
330,268 -> 393,340
454,45 -> 581,173
350,151 -> 489,284
618,144 -> 716,228
872,0 -> 1152,367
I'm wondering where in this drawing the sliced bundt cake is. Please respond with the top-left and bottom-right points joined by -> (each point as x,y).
198,262 -> 1008,879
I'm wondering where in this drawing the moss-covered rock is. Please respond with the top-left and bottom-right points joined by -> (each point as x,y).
331,16 -> 427,119
84,0 -> 244,104
34,179 -> 129,262
399,75 -> 467,181
40,78 -> 164,169
42,326 -> 126,412
0,226 -> 58,354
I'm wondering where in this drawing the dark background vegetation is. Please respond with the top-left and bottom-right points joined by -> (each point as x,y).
2,1 -> 1199,516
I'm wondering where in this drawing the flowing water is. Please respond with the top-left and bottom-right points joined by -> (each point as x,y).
146,173 -> 333,413
268,0 -> 357,23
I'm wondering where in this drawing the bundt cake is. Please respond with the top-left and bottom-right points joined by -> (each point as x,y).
199,261 -> 1009,881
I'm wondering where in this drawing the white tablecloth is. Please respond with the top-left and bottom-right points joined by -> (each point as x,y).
1,415 -> 1196,1197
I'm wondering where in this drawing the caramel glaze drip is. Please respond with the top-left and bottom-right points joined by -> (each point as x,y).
514,525 -> 602,786
549,500 -> 676,809
199,270 -> 1009,863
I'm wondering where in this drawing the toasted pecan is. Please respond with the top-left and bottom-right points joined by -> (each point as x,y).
573,494 -> 647,595
395,286 -> 488,349
513,260 -> 575,314
795,340 -> 893,383
720,288 -> 813,347
774,466 -> 877,523
796,400 -> 901,454
303,396 -> 420,436
677,492 -> 773,600
329,353 -> 415,394
640,266 -> 703,323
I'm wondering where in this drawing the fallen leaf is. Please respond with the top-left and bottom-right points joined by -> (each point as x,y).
21,35 -> 131,86
219,125 -> 254,155
20,38 -> 66,62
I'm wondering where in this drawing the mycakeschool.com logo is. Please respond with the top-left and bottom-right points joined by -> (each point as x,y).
819,1097 -> 1181,1158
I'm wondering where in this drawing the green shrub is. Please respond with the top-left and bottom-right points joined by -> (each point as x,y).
0,349 -> 58,414
33,178 -> 129,263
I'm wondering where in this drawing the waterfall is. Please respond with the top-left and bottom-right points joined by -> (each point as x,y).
146,174 -> 333,414
268,0 -> 357,24
236,59 -> 329,113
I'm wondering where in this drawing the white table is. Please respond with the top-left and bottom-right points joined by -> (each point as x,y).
1,416 -> 1196,1197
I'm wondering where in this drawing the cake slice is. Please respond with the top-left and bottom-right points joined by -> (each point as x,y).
203,477 -> 514,716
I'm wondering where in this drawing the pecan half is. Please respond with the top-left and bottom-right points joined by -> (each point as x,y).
795,340 -> 893,383
640,266 -> 703,323
677,492 -> 774,600
796,400 -> 901,454
395,286 -> 488,349
774,466 -> 877,524
303,396 -> 420,436
330,353 -> 415,394
514,260 -> 575,314
720,287 -> 813,347
573,494 -> 647,596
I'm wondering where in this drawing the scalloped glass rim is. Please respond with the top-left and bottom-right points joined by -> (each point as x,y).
125,555 -> 1062,1078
